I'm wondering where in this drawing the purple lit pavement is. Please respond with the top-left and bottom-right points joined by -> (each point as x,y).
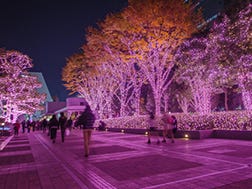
1,129 -> 252,189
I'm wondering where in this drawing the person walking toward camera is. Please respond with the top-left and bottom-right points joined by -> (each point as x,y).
59,112 -> 67,143
76,104 -> 96,157
48,114 -> 59,143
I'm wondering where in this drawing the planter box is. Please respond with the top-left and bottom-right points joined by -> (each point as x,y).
107,127 -> 147,134
106,128 -> 214,139
175,130 -> 213,139
212,130 -> 252,140
105,128 -> 252,140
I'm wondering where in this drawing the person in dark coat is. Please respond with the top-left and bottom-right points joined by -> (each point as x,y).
58,112 -> 67,142
76,104 -> 95,157
13,121 -> 20,136
21,120 -> 26,133
41,118 -> 48,133
48,114 -> 59,143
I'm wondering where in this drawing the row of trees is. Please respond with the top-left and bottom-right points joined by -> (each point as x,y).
0,49 -> 46,122
62,0 -> 251,118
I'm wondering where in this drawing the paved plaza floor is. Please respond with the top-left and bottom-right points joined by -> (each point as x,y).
0,129 -> 252,189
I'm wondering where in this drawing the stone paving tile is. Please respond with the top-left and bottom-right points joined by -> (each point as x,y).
214,178 -> 252,189
0,170 -> 41,189
73,145 -> 135,157
92,154 -> 202,181
8,141 -> 29,145
196,144 -> 252,158
2,146 -> 31,152
0,153 -> 34,165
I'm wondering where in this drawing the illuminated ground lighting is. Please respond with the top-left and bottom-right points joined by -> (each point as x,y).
184,134 -> 189,138
145,131 -> 148,135
121,129 -> 125,133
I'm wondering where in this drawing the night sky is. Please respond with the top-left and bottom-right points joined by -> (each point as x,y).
0,0 -> 221,101
0,0 -> 128,101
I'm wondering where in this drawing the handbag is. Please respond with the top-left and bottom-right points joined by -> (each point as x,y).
65,128 -> 71,136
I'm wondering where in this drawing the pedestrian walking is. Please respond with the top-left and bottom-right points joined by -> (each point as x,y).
161,113 -> 175,143
171,115 -> 178,135
65,117 -> 73,136
147,112 -> 160,144
76,104 -> 96,157
59,112 -> 67,142
48,114 -> 59,143
42,118 -> 48,133
13,121 -> 20,136
27,120 -> 31,133
21,120 -> 26,133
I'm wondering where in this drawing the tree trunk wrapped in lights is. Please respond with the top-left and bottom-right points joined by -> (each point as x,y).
175,37 -> 217,115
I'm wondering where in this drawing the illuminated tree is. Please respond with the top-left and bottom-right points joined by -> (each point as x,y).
63,0 -> 202,117
236,55 -> 252,110
91,15 -> 147,117
174,82 -> 194,113
7,73 -> 46,121
207,15 -> 239,111
106,0 -> 202,115
233,4 -> 252,110
0,49 -> 46,122
175,37 -> 217,114
82,28 -> 122,118
175,3 -> 251,113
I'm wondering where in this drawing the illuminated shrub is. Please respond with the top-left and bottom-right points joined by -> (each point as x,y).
99,111 -> 252,131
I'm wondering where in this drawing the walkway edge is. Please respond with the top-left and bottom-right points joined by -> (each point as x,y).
0,135 -> 14,151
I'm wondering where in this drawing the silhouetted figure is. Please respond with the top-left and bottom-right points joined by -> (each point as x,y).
48,114 -> 59,143
147,112 -> 160,144
65,117 -> 73,131
59,112 -> 67,142
161,113 -> 175,143
13,121 -> 20,136
98,120 -> 106,131
21,120 -> 26,133
171,115 -> 178,134
76,104 -> 95,157
27,120 -> 31,133
42,118 -> 48,133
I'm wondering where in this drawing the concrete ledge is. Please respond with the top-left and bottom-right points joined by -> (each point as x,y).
104,128 -> 252,140
212,130 -> 252,140
105,128 -> 214,139
108,128 -> 147,134
175,130 -> 213,139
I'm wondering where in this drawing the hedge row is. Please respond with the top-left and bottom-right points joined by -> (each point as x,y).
97,111 -> 252,131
